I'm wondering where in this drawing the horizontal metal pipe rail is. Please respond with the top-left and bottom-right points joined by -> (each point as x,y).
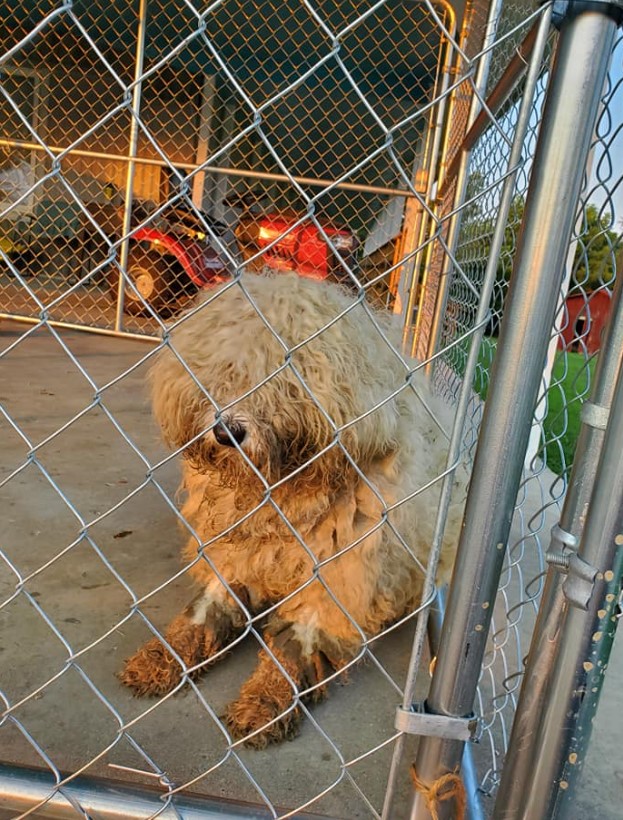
0,313 -> 159,342
0,137 -> 423,201
0,763 -> 323,819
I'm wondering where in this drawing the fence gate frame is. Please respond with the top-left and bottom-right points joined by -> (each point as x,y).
407,2 -> 623,819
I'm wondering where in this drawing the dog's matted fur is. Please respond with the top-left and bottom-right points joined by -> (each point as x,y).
120,273 -> 467,747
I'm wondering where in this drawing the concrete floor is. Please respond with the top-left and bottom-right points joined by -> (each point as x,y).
0,320 -> 620,819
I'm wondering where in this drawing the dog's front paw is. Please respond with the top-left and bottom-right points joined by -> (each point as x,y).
224,692 -> 301,749
119,637 -> 187,696
119,620 -> 206,696
222,645 -> 305,748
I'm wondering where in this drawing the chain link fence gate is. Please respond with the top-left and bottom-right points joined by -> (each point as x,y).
1,1 -> 622,819
406,1 -> 623,817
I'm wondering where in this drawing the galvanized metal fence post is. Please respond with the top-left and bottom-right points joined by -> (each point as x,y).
531,356 -> 623,820
409,5 -> 620,818
114,0 -> 148,332
494,252 -> 623,817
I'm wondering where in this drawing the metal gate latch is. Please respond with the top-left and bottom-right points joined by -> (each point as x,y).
395,705 -> 480,742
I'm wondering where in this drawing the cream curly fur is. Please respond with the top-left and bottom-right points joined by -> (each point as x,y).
120,273 -> 468,747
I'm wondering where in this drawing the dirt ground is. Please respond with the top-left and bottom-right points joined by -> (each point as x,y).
0,320 -> 620,819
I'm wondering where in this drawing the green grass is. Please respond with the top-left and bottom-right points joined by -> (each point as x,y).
449,337 -> 597,476
539,351 -> 597,476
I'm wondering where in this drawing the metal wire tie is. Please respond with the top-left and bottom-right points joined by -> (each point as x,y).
395,705 -> 480,742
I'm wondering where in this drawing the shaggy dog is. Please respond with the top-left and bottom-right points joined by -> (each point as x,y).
120,273 -> 466,747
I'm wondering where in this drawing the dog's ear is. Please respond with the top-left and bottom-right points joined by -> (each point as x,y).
148,351 -> 208,452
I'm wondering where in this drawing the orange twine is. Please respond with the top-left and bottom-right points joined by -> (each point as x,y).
410,765 -> 466,820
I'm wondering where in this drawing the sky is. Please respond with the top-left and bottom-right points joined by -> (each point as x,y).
478,34 -> 623,233
590,36 -> 623,228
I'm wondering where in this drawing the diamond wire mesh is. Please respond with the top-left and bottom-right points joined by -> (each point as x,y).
1,1 -> 620,818
406,0 -> 494,339
405,0 -> 521,363
0,0 -> 454,330
0,2 -> 476,818
429,23 -> 623,807
483,0 -> 539,94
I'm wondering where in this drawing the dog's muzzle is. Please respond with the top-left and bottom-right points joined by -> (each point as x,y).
213,419 -> 247,447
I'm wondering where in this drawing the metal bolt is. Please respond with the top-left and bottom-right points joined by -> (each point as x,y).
546,550 -> 571,571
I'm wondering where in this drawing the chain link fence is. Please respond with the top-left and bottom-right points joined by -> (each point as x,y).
429,18 -> 557,796
1,1 -> 622,818
423,19 -> 623,803
0,0 -> 459,332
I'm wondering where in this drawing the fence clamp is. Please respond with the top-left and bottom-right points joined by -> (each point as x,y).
563,552 -> 599,610
546,525 -> 598,610
580,400 -> 610,431
395,705 -> 480,742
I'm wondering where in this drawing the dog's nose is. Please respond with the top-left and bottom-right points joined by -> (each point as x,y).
213,420 -> 246,447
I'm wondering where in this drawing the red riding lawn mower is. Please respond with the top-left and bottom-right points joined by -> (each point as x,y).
103,193 -> 360,316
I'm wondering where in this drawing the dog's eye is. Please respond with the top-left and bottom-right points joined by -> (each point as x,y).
214,421 -> 246,447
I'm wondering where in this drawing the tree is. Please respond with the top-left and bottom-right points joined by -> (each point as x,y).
571,203 -> 620,291
458,184 -> 621,335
